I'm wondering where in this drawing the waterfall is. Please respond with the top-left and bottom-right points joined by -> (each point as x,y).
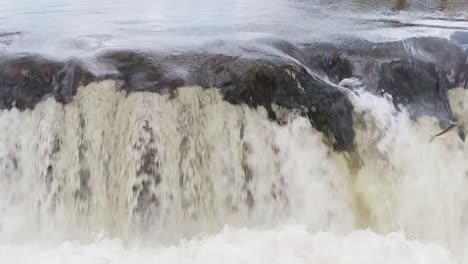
0,80 -> 467,263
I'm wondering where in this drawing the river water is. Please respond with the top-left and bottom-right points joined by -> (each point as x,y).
0,0 -> 467,57
1,1 -> 468,264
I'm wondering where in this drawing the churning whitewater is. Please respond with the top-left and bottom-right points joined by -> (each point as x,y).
0,80 -> 468,263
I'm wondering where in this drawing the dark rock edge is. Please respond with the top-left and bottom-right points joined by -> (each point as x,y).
0,36 -> 467,151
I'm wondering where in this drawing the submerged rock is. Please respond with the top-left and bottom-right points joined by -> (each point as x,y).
451,31 -> 468,49
278,37 -> 467,124
451,31 -> 468,88
378,60 -> 452,121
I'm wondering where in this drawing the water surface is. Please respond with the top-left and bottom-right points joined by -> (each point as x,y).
0,0 -> 467,58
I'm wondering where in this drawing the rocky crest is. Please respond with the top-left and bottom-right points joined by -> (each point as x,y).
0,35 -> 467,151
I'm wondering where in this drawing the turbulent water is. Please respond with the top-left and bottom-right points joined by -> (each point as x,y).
0,79 -> 467,263
1,0 -> 468,263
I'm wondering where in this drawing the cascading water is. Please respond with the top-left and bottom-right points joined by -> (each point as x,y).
349,88 -> 468,252
1,79 -> 468,263
0,80 -> 354,242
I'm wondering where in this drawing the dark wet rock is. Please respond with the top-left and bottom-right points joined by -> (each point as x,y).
0,32 -> 21,38
451,31 -> 468,47
378,60 -> 452,121
180,53 -> 354,150
301,37 -> 466,87
0,31 -> 21,46
451,32 -> 468,88
0,56 -> 93,109
98,51 -> 185,92
275,41 -> 353,84
217,60 -> 354,150
276,37 -> 467,123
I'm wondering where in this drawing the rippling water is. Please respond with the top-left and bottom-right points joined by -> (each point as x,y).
0,0 -> 467,57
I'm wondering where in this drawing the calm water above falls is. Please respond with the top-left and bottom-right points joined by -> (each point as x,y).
0,0 -> 467,57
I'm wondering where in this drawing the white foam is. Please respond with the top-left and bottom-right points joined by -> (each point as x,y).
0,226 -> 456,264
